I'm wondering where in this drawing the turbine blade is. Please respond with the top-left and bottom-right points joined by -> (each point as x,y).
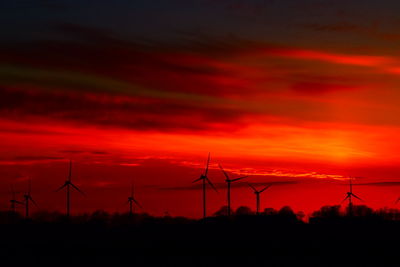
351,193 -> 364,202
218,164 -> 230,180
29,197 -> 38,207
247,183 -> 257,192
133,198 -> 142,208
396,198 -> 400,204
260,184 -> 271,193
231,176 -> 248,182
341,195 -> 350,204
204,152 -> 211,176
28,179 -> 32,195
206,177 -> 218,192
70,183 -> 85,195
192,176 -> 203,183
55,183 -> 67,192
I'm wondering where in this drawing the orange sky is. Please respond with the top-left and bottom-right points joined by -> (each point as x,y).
2,1 -> 400,217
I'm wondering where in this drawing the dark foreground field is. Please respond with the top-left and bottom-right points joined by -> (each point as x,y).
1,215 -> 399,267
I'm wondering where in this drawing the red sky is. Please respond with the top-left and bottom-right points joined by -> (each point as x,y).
2,1 -> 400,217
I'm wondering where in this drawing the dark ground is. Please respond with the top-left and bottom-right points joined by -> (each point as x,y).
0,215 -> 399,267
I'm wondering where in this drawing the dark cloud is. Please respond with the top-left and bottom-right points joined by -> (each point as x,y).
0,126 -> 64,135
2,23 -> 400,133
0,24 -> 259,133
303,21 -> 400,43
60,150 -> 85,154
1,1 -> 67,10
0,87 -> 246,133
158,179 -> 298,191
91,151 -> 109,155
356,181 -> 400,187
303,22 -> 360,33
59,150 -> 109,155
12,156 -> 64,161
291,82 -> 355,94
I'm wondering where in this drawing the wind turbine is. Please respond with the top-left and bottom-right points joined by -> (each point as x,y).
23,179 -> 38,218
10,185 -> 23,213
56,160 -> 84,217
127,184 -> 141,215
342,177 -> 363,216
248,183 -> 271,215
192,153 -> 218,219
219,164 -> 248,216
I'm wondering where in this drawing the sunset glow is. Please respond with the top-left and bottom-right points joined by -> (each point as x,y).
2,1 -> 400,218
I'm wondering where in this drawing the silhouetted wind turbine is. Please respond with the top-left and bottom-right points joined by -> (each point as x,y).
23,179 -> 38,218
56,160 -> 84,217
342,177 -> 363,216
192,153 -> 218,219
248,183 -> 271,215
219,164 -> 248,216
127,184 -> 141,215
10,185 -> 23,213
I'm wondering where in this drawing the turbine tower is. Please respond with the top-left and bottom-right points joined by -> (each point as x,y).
342,177 -> 363,216
56,160 -> 84,217
23,179 -> 38,218
219,164 -> 248,216
248,183 -> 271,215
192,153 -> 218,219
127,184 -> 141,215
10,185 -> 23,213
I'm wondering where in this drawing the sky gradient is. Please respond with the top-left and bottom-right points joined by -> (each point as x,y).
1,0 -> 400,217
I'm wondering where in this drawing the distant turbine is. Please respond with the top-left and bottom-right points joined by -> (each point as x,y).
23,179 -> 38,218
127,184 -> 142,215
56,160 -> 84,217
10,185 -> 23,213
192,153 -> 218,219
219,164 -> 248,216
248,183 -> 271,215
342,177 -> 363,216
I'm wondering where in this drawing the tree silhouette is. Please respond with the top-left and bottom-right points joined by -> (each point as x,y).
213,205 -> 233,217
235,206 -> 253,216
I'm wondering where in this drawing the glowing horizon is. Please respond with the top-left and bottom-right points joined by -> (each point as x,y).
2,0 -> 400,218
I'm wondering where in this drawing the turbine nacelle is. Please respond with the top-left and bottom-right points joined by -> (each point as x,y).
24,194 -> 38,206
56,160 -> 84,216
219,164 -> 248,217
192,158 -> 218,192
219,164 -> 248,184
342,179 -> 364,204
193,153 -> 216,219
248,183 -> 271,194
56,180 -> 85,195
127,183 -> 142,209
